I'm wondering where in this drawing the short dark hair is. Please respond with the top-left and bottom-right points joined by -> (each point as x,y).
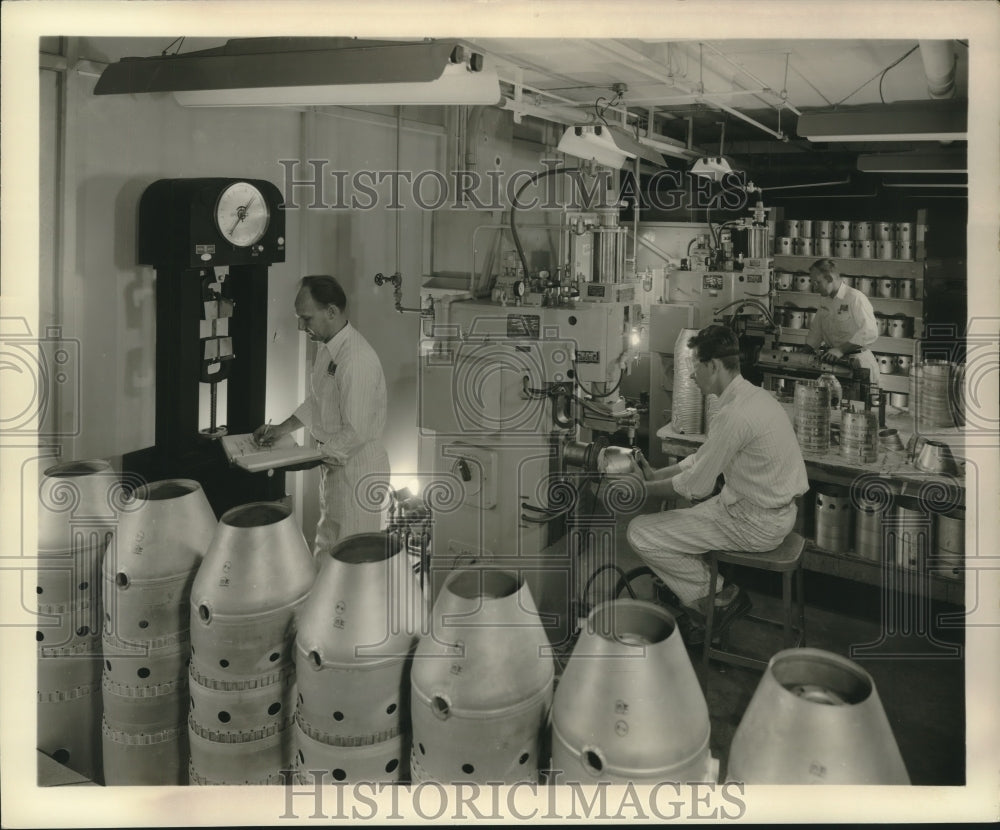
809,258 -> 839,280
299,275 -> 347,312
687,324 -> 740,371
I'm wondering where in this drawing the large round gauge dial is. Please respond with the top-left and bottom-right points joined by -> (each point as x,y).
215,181 -> 270,247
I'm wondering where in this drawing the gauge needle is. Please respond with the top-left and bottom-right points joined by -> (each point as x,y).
229,196 -> 256,235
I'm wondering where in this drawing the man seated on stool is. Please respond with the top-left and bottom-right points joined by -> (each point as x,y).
627,325 -> 809,645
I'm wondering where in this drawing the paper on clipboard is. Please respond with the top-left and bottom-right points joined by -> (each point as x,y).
220,433 -> 325,473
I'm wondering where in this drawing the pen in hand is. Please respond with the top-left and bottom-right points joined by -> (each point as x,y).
254,419 -> 273,448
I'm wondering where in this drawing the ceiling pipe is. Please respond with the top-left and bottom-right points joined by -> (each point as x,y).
918,40 -> 957,99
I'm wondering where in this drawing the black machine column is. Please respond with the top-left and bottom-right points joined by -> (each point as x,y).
124,177 -> 287,516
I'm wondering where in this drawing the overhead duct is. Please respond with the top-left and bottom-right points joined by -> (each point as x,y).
918,40 -> 957,100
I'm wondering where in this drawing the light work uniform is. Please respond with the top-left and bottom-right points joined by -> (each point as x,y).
627,376 -> 809,605
805,280 -> 881,387
294,323 -> 390,556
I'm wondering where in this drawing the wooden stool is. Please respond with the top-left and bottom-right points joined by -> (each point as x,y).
702,532 -> 806,674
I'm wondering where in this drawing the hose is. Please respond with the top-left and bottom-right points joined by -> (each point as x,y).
510,166 -> 580,280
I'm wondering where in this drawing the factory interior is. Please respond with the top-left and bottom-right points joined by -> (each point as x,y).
6,11 -> 999,823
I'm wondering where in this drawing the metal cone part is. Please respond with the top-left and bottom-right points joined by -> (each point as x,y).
552,599 -> 712,783
727,647 -> 910,784
192,501 -> 316,618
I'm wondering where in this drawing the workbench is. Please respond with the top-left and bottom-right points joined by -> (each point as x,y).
657,399 -> 967,606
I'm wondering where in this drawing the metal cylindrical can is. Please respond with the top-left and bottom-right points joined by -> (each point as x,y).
794,381 -> 831,453
411,569 -> 554,785
897,278 -> 915,299
784,307 -> 806,329
814,483 -> 853,553
802,307 -> 817,328
854,239 -> 874,259
776,272 -> 794,290
854,505 -> 885,562
888,315 -> 912,338
875,314 -> 888,336
813,220 -> 833,238
794,237 -> 815,257
896,241 -> 915,261
913,360 -> 955,428
794,274 -> 812,292
895,355 -> 912,375
874,221 -> 893,241
834,240 -> 854,258
840,411 -> 878,464
553,600 -> 715,785
895,222 -> 913,242
888,392 -> 909,409
851,222 -> 873,241
877,355 -> 895,375
834,220 -> 852,241
876,278 -> 895,298
798,219 -> 813,237
815,238 -> 833,257
893,496 -> 930,570
782,220 -> 801,237
876,239 -> 895,260
727,648 -> 910,784
934,509 -> 964,579
856,277 -> 875,296
775,236 -> 794,255
672,329 -> 704,434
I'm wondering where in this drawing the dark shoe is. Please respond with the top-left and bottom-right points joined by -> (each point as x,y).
676,612 -> 706,647
680,586 -> 752,647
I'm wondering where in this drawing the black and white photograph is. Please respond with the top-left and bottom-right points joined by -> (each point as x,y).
1,0 -> 998,825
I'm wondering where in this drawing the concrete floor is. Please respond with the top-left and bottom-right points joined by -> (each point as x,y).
573,524 -> 966,786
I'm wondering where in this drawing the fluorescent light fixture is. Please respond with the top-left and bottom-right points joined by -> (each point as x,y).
797,100 -> 967,142
175,63 -> 501,107
689,156 -> 737,182
94,37 -> 502,107
857,150 -> 966,173
557,125 -> 633,169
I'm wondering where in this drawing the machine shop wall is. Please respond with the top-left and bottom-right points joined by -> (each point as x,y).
39,39 -> 444,546
39,37 -> 304,469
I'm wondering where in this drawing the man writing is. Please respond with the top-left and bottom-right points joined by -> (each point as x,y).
627,325 -> 809,644
804,257 -> 881,387
254,275 -> 390,555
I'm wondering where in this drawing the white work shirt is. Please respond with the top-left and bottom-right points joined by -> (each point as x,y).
294,323 -> 387,465
672,375 -> 809,510
805,280 -> 879,353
